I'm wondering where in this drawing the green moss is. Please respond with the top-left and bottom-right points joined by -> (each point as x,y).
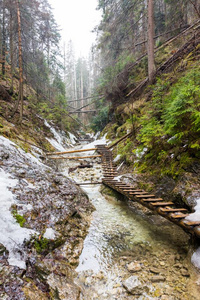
34,237 -> 49,254
138,182 -> 153,192
0,123 -> 3,128
12,210 -> 26,227
33,235 -> 65,255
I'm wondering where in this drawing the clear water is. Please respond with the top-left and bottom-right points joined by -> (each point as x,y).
58,140 -> 200,299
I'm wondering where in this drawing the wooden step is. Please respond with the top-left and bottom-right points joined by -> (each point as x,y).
135,194 -> 155,198
151,202 -> 174,206
170,213 -> 189,219
160,208 -> 188,213
123,189 -> 143,192
182,220 -> 200,226
103,172 -> 118,174
142,198 -> 164,202
103,172 -> 117,174
130,192 -> 150,196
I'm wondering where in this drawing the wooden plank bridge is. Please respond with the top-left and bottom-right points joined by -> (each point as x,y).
95,144 -> 200,240
47,142 -> 200,239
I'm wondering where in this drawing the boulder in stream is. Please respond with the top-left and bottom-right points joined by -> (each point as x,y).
123,275 -> 148,295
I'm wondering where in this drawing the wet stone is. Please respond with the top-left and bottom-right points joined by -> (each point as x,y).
127,262 -> 142,273
150,275 -> 166,282
122,276 -> 148,295
149,267 -> 162,274
47,273 -> 80,300
16,168 -> 26,177
180,268 -> 190,277
0,150 -> 9,160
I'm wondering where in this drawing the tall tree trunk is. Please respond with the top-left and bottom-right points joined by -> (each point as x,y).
9,3 -> 14,93
2,0 -> 6,76
147,0 -> 156,83
188,0 -> 200,17
17,0 -> 23,122
12,0 -> 23,122
74,63 -> 77,108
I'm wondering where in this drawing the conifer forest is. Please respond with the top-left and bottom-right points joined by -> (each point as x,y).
0,0 -> 200,299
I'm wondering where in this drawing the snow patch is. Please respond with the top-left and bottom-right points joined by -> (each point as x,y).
186,198 -> 200,270
135,147 -> 148,159
45,120 -> 77,150
113,175 -> 123,182
113,154 -> 121,163
81,134 -> 108,155
46,137 -> 66,152
43,228 -> 56,240
94,131 -> 100,140
191,247 -> 200,269
0,169 -> 35,269
68,132 -> 77,145
117,161 -> 124,171
0,136 -> 46,169
186,198 -> 200,222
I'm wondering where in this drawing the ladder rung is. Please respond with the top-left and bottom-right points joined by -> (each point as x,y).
182,220 -> 200,226
135,194 -> 155,198
123,189 -> 143,192
170,213 -> 189,219
142,198 -> 164,202
151,202 -> 174,206
160,208 -> 188,212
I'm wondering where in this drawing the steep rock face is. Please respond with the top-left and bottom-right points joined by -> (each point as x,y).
0,135 -> 94,299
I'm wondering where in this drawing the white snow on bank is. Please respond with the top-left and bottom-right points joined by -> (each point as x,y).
185,198 -> 200,270
0,136 -> 46,168
0,169 -> 35,269
135,147 -> 148,159
44,120 -> 77,151
117,161 -> 124,171
185,198 -> 200,222
80,133 -> 108,155
46,137 -> 66,152
191,247 -> 200,269
44,120 -> 67,151
113,154 -> 121,163
43,228 -> 56,240
113,175 -> 123,181
68,132 -> 77,145
94,131 -> 100,140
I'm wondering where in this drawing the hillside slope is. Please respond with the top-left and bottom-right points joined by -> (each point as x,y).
102,27 -> 200,210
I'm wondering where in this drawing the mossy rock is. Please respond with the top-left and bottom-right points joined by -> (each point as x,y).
12,209 -> 26,227
0,243 -> 8,255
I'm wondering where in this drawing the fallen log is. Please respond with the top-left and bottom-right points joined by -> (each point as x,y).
46,148 -> 97,156
76,182 -> 102,185
50,155 -> 102,160
108,132 -> 133,149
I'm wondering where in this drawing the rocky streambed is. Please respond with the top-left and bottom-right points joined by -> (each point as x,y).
0,136 -> 93,299
64,164 -> 200,300
1,134 -> 200,300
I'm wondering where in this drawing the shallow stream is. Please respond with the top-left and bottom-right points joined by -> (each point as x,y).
59,140 -> 200,299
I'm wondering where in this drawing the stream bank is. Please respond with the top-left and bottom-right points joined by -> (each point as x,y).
57,139 -> 200,300
1,131 -> 200,299
0,135 -> 93,299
